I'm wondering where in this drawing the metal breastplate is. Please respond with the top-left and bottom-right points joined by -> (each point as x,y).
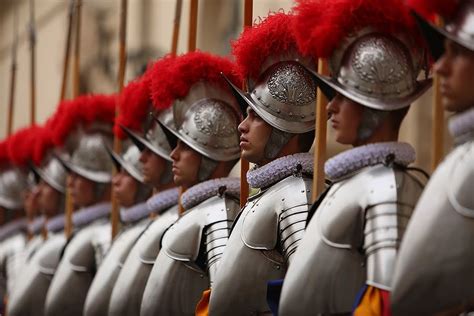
0,233 -> 26,296
7,234 -> 66,316
279,165 -> 425,315
83,220 -> 149,316
44,220 -> 111,316
209,175 -> 312,316
140,195 -> 240,316
391,142 -> 474,316
108,205 -> 179,316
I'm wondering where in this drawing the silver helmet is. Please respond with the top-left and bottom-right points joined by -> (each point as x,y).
32,157 -> 67,194
121,122 -> 172,162
107,144 -> 145,183
159,82 -> 242,162
0,168 -> 29,210
308,29 -> 432,111
414,0 -> 474,60
224,53 -> 317,134
58,133 -> 114,183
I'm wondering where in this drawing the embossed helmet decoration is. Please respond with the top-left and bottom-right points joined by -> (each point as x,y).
293,0 -> 432,111
59,133 -> 114,183
151,52 -> 243,163
50,94 -> 116,184
226,12 -> 318,134
408,0 -> 473,60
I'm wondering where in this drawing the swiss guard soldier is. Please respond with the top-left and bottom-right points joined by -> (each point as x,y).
7,125 -> 68,316
108,69 -> 180,316
279,0 -> 432,315
391,0 -> 474,315
83,79 -> 156,316
44,94 -> 116,316
139,51 -> 242,316
208,12 -> 317,315
0,167 -> 29,301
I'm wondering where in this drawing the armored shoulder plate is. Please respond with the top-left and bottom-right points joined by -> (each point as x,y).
138,205 -> 179,263
7,234 -> 66,316
108,205 -> 178,316
391,143 -> 474,315
241,175 -> 312,255
279,164 -> 425,315
84,222 -> 147,316
162,194 -> 239,262
44,221 -> 111,316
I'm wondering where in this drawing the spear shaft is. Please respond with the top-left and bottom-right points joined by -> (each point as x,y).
7,4 -> 19,137
111,0 -> 128,240
240,0 -> 253,208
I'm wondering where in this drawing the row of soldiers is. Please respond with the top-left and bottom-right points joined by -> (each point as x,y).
0,0 -> 473,315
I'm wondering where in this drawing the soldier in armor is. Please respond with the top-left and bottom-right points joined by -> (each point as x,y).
138,51 -> 242,316
108,72 -> 180,316
390,1 -> 474,315
278,0 -> 432,315
83,143 -> 153,316
42,94 -> 116,316
84,79 -> 158,316
0,168 -> 29,304
208,13 -> 317,315
8,156 -> 68,316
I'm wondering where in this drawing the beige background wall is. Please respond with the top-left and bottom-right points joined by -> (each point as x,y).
0,0 -> 452,172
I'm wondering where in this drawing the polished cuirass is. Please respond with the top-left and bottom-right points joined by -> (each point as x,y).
391,141 -> 474,315
44,219 -> 111,316
140,193 -> 240,316
83,218 -> 149,316
0,231 -> 26,296
279,164 -> 425,315
108,205 -> 179,316
7,234 -> 66,316
209,175 -> 312,316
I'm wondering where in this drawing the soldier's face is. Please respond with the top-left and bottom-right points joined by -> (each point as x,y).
327,94 -> 364,145
112,170 -> 138,208
38,180 -> 61,218
24,185 -> 40,219
238,108 -> 273,164
170,140 -> 201,189
139,148 -> 166,188
435,39 -> 474,113
68,173 -> 96,208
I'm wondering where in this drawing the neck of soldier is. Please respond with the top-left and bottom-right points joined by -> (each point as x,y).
153,179 -> 175,194
354,121 -> 400,147
257,136 -> 301,167
181,160 -> 235,191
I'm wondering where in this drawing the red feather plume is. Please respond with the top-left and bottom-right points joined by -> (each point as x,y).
407,0 -> 459,20
7,125 -> 43,167
292,0 -> 422,58
50,94 -> 116,146
32,127 -> 55,166
114,76 -> 151,139
150,52 -> 242,110
232,12 -> 303,80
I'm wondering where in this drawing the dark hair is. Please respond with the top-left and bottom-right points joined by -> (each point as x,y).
298,129 -> 316,152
